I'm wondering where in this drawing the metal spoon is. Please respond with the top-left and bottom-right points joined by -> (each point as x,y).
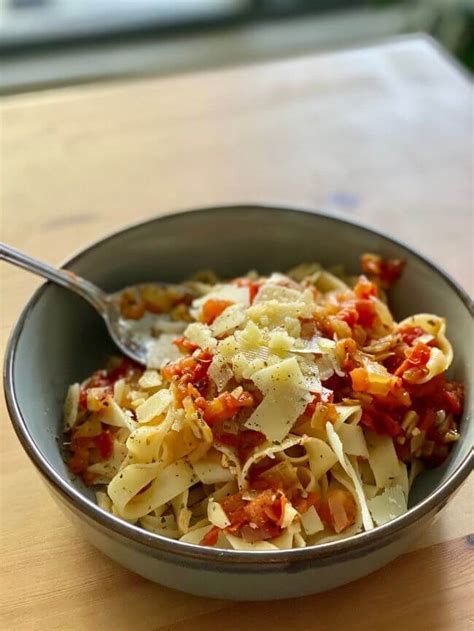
0,243 -> 175,366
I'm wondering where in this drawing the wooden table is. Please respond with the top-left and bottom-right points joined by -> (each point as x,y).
1,35 -> 472,630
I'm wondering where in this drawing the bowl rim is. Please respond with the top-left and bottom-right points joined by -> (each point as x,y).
4,204 -> 473,566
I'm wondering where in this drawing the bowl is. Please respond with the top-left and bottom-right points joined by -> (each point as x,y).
4,205 -> 473,600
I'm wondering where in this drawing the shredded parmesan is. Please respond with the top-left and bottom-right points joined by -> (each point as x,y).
135,389 -> 172,424
245,357 -> 311,441
368,485 -> 407,526
184,323 -> 217,351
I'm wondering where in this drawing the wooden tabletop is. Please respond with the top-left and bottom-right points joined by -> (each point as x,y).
1,35 -> 472,630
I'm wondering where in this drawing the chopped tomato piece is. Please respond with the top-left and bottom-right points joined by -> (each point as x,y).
338,305 -> 358,328
195,390 -> 254,425
240,523 -> 281,542
291,491 -> 320,515
376,410 -> 404,437
219,489 -> 284,540
234,277 -> 260,303
407,374 -> 464,415
398,326 -> 425,346
394,341 -> 431,381
67,449 -> 90,476
354,275 -> 378,299
236,430 -> 267,461
439,380 -> 464,415
67,430 -> 113,482
355,300 -> 377,327
304,388 -> 334,417
80,359 -> 140,403
162,351 -> 212,394
212,428 -> 266,460
172,336 -> 200,352
325,489 -> 357,533
360,410 -> 377,433
200,526 -> 220,547
201,299 -> 233,325
361,253 -> 405,288
361,404 -> 404,438
94,431 -> 114,460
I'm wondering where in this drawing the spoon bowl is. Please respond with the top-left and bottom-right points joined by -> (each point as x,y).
0,243 -> 175,366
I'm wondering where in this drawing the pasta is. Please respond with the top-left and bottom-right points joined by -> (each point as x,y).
63,253 -> 463,549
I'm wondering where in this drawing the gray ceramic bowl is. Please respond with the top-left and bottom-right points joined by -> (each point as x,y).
4,206 -> 473,600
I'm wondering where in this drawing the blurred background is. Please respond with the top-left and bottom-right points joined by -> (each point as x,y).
0,0 -> 473,95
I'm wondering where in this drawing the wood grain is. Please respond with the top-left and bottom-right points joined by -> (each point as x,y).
167,538 -> 474,631
1,36 -> 472,630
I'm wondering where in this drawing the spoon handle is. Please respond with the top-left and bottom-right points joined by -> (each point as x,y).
0,243 -> 108,314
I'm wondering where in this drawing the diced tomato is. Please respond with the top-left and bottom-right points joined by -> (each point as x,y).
80,360 -> 140,406
172,336 -> 199,352
407,342 -> 431,366
67,428 -> 114,481
398,326 -> 426,346
354,275 -> 378,299
394,341 -> 431,381
201,299 -> 233,325
67,449 -> 90,476
338,305 -> 358,328
376,410 -> 404,437
236,430 -> 267,461
336,337 -> 358,372
361,405 -> 404,438
248,459 -> 286,491
212,430 -> 239,449
213,427 -> 266,461
361,253 -> 405,288
322,374 -> 351,395
245,492 -> 282,528
85,370 -> 110,390
324,489 -> 357,533
337,299 -> 377,329
355,300 -> 377,328
195,390 -> 254,425
304,388 -> 334,417
360,410 -> 377,432
361,253 -> 383,277
234,277 -> 260,304
406,374 -> 443,401
94,431 -> 114,460
291,491 -> 320,515
200,526 -> 220,547
440,381 -> 464,415
162,351 -> 212,394
240,523 -> 281,542
317,500 -> 332,526
407,376 -> 464,444
219,489 -> 285,541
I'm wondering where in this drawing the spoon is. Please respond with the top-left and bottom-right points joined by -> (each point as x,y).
0,243 -> 173,366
